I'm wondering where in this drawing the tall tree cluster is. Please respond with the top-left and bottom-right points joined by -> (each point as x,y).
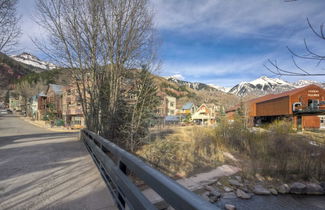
0,0 -> 21,52
35,0 -> 159,151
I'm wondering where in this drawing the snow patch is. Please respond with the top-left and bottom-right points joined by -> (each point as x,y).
10,52 -> 57,70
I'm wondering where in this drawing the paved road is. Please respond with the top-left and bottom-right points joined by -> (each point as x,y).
0,115 -> 117,210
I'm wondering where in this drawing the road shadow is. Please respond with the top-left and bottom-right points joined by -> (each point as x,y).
0,131 -> 112,210
0,132 -> 79,147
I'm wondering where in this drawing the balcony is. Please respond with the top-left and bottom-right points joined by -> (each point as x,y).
293,106 -> 325,114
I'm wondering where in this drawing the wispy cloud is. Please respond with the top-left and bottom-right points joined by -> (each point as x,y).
152,0 -> 323,37
15,0 -> 325,87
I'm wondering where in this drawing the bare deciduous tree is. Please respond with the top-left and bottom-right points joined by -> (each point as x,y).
35,0 -> 159,150
265,18 -> 325,76
0,0 -> 21,52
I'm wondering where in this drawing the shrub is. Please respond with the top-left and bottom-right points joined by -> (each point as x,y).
267,120 -> 294,134
137,127 -> 225,177
139,118 -> 325,181
216,118 -> 325,181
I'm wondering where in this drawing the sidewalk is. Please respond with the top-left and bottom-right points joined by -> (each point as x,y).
20,116 -> 80,132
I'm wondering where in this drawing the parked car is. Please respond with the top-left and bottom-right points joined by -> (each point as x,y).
7,109 -> 13,114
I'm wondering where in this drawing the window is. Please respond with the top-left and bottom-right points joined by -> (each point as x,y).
308,99 -> 319,109
170,102 -> 174,107
321,117 -> 325,124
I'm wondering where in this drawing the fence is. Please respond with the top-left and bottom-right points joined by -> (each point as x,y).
81,129 -> 218,210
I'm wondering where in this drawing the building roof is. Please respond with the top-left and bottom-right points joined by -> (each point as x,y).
182,102 -> 194,110
49,84 -> 64,95
226,84 -> 323,113
165,115 -> 179,122
225,104 -> 241,113
248,84 -> 322,104
38,91 -> 46,97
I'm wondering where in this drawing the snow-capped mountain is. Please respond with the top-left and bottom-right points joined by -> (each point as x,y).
229,76 -> 324,97
293,80 -> 318,88
10,52 -> 57,70
164,74 -> 324,97
164,77 -> 226,92
208,84 -> 231,92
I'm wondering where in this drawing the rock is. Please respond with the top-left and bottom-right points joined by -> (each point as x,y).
240,186 -> 250,193
253,185 -> 271,195
290,182 -> 306,194
229,179 -> 243,187
320,182 -> 325,190
225,204 -> 236,210
224,186 -> 233,192
209,195 -> 219,203
204,185 -> 215,192
235,176 -> 242,182
217,181 -> 222,186
269,188 -> 278,195
166,206 -> 175,210
223,192 -> 237,199
305,183 -> 324,195
277,184 -> 290,194
208,189 -> 222,197
207,189 -> 221,203
201,192 -> 210,202
236,189 -> 252,199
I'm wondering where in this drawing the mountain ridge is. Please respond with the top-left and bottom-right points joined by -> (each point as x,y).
165,75 -> 325,97
10,52 -> 57,71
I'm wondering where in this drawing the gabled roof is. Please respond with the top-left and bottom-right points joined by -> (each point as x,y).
48,84 -> 64,95
38,91 -> 46,97
249,84 -> 322,104
182,102 -> 194,110
196,103 -> 210,113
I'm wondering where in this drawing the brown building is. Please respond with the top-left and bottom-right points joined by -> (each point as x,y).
62,85 -> 85,129
45,84 -> 64,119
227,84 -> 325,130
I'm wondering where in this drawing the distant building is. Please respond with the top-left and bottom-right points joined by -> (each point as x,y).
27,95 -> 38,119
192,103 -> 218,125
36,92 -> 47,120
179,102 -> 197,115
45,84 -> 64,119
62,85 -> 85,129
156,94 -> 177,117
226,84 -> 325,130
9,92 -> 21,111
164,115 -> 180,125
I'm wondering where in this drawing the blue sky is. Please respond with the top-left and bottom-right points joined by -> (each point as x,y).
16,0 -> 325,87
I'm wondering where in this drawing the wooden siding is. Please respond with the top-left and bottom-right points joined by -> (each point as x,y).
249,85 -> 325,117
290,85 -> 325,114
255,96 -> 289,116
302,115 -> 320,129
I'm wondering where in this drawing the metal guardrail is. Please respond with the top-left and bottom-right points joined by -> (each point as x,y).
81,129 -> 218,210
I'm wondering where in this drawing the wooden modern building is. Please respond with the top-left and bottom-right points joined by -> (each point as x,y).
227,84 -> 325,130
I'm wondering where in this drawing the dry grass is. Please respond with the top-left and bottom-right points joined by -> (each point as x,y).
298,130 -> 325,144
137,126 -> 227,177
137,119 -> 325,181
217,119 -> 325,181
